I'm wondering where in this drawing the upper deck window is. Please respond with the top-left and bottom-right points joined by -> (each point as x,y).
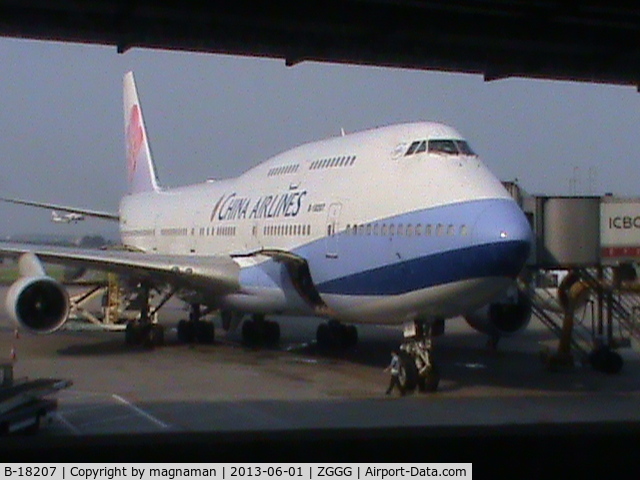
428,139 -> 476,156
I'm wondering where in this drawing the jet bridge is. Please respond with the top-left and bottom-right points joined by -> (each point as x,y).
504,182 -> 640,372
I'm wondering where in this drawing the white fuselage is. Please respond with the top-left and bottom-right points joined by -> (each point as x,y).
119,122 -> 532,324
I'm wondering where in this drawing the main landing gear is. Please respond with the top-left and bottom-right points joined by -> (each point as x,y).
241,314 -> 280,347
316,320 -> 358,350
177,304 -> 216,344
124,283 -> 170,349
396,320 -> 441,393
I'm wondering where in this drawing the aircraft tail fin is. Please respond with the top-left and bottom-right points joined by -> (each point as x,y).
123,71 -> 160,194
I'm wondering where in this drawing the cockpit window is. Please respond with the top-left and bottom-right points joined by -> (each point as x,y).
428,139 -> 476,156
455,140 -> 476,155
428,140 -> 459,154
405,141 -> 421,156
415,140 -> 427,153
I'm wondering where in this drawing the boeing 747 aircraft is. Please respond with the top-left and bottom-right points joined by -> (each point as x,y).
0,72 -> 532,392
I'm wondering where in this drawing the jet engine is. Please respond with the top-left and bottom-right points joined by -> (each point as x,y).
5,254 -> 70,334
464,285 -> 532,338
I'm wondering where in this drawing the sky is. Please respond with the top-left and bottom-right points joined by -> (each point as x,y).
0,38 -> 639,237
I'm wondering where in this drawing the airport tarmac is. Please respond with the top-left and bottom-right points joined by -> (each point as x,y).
2,284 -> 640,439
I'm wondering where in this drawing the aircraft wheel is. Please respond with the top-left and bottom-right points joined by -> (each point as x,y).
125,322 -> 142,345
344,325 -> 358,348
265,321 -> 280,346
604,350 -> 624,374
143,324 -> 164,349
196,320 -> 215,344
398,351 -> 418,393
242,319 -> 257,346
590,347 -> 623,374
177,319 -> 195,343
316,323 -> 331,349
418,364 -> 440,393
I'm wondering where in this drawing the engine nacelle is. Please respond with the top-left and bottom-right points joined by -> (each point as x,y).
6,275 -> 70,334
464,286 -> 532,338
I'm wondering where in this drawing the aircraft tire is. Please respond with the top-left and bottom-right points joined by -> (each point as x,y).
316,323 -> 331,349
177,320 -> 195,343
604,350 -> 624,374
398,351 -> 418,392
196,321 -> 215,344
242,319 -> 257,346
418,364 -> 440,393
143,324 -> 164,349
265,321 -> 280,346
589,346 -> 623,374
344,325 -> 358,348
125,322 -> 142,345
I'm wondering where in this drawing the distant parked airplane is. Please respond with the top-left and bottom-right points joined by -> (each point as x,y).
51,211 -> 85,224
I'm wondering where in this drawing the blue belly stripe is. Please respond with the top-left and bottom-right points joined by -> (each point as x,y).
316,240 -> 530,295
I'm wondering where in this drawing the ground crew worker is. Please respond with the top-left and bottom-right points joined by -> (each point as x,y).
384,350 -> 405,396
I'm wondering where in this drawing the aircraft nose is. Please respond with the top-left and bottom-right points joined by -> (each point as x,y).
472,200 -> 533,278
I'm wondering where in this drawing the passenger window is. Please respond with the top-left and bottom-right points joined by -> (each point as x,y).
406,224 -> 414,236
436,224 -> 444,236
415,224 -> 422,236
366,224 -> 372,235
389,224 -> 395,236
397,224 -> 404,236
447,225 -> 455,236
460,225 -> 469,236
382,224 -> 388,235
373,224 -> 380,236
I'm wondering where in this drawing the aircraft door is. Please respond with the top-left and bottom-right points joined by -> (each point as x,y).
188,208 -> 203,254
325,203 -> 342,259
245,221 -> 263,252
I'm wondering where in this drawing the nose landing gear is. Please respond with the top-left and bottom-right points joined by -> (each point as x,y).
397,320 -> 441,393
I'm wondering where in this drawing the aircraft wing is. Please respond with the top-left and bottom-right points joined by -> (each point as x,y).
0,242 -> 240,294
0,197 -> 119,221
